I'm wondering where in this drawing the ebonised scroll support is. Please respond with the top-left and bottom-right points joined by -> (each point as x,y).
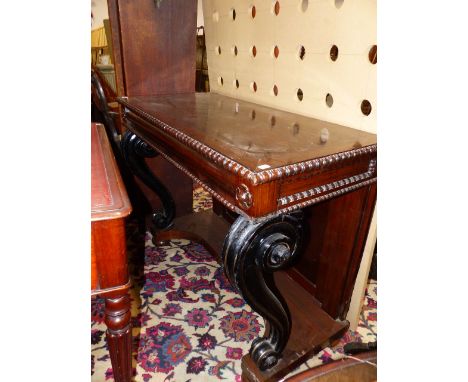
222,212 -> 304,371
121,130 -> 175,230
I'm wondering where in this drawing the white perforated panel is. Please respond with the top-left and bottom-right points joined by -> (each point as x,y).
203,0 -> 376,133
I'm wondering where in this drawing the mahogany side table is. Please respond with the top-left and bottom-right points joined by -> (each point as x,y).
91,122 -> 133,382
117,93 -> 377,382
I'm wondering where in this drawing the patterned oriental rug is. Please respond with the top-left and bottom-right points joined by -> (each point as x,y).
91,187 -> 377,381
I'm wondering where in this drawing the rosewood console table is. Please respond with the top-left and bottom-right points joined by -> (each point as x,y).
117,93 -> 377,382
91,123 -> 133,382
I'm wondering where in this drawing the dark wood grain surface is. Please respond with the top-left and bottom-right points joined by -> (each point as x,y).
293,183 -> 377,319
120,93 -> 376,171
106,0 -> 196,221
112,0 -> 197,96
285,350 -> 377,382
120,93 -> 376,218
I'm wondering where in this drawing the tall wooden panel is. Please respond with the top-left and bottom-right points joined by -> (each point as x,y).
109,0 -> 197,96
107,0 -> 197,217
292,183 -> 377,319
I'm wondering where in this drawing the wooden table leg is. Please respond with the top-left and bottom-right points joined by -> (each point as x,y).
104,291 -> 132,382
93,218 -> 133,382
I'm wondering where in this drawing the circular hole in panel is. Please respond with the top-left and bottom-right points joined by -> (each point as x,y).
230,8 -> 237,20
300,0 -> 308,12
272,84 -> 278,96
298,45 -> 306,60
212,11 -> 219,22
273,45 -> 280,58
330,45 -> 339,61
215,46 -> 221,55
270,116 -> 276,127
234,79 -> 240,89
361,100 -> 372,116
250,110 -> 256,120
335,0 -> 344,9
250,5 -> 256,18
326,93 -> 334,107
217,76 -> 224,86
250,45 -> 257,57
250,81 -> 258,92
272,1 -> 280,15
296,88 -> 304,101
369,45 -> 377,64
232,46 -> 238,56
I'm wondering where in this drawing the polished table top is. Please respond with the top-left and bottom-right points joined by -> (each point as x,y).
119,93 -> 376,218
119,93 -> 376,172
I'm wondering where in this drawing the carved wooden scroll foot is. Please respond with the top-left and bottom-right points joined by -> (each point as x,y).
121,130 -> 175,229
104,293 -> 132,382
222,212 -> 303,371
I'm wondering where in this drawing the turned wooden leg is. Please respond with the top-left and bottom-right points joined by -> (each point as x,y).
121,129 -> 175,229
105,292 -> 132,382
222,212 -> 303,371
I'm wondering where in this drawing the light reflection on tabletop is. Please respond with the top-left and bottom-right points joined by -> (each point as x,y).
124,93 -> 375,171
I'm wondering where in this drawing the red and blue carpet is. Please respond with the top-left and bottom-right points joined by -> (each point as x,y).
91,188 -> 376,381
